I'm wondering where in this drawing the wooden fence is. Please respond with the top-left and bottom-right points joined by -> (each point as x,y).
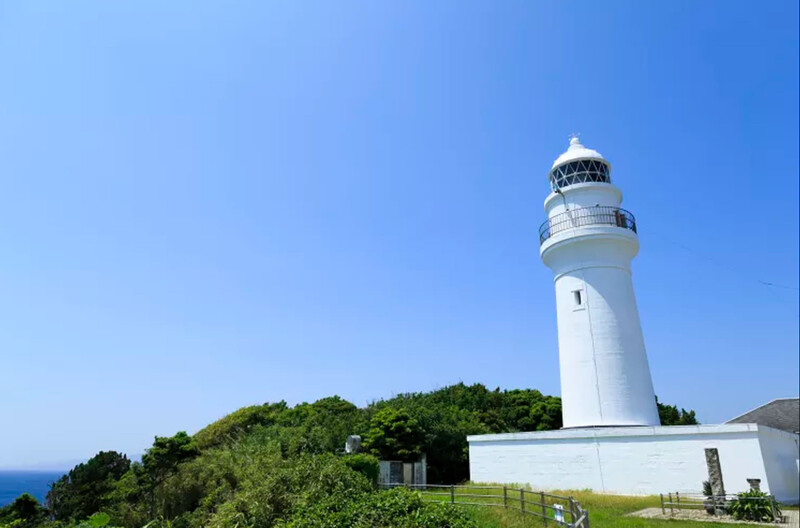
380,483 -> 590,528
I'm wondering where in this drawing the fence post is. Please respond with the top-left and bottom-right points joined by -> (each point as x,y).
449,485 -> 455,504
676,491 -> 680,509
660,494 -> 665,514
520,489 -> 526,515
503,486 -> 508,509
541,491 -> 547,526
770,497 -> 777,523
668,493 -> 673,515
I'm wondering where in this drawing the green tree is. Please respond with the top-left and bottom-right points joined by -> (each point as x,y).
46,450 -> 130,521
363,408 -> 424,462
657,396 -> 699,425
142,432 -> 200,485
528,397 -> 563,431
0,493 -> 46,527
139,432 -> 200,520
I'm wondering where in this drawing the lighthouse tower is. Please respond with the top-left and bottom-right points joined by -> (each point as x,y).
466,136 -> 799,503
539,136 -> 660,428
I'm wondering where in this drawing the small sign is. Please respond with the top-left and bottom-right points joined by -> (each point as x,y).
554,504 -> 565,523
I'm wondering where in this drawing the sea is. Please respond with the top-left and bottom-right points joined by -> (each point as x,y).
0,471 -> 63,507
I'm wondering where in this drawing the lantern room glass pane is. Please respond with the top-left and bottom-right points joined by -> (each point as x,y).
549,159 -> 610,190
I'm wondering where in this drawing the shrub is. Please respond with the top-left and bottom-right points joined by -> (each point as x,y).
343,454 -> 380,486
728,489 -> 780,522
283,487 -> 477,528
701,480 -> 713,497
363,408 -> 425,462
0,493 -> 48,528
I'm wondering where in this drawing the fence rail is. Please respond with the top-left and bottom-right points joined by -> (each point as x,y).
660,492 -> 787,524
380,483 -> 590,528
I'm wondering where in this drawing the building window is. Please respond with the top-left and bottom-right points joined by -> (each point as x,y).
573,290 -> 582,306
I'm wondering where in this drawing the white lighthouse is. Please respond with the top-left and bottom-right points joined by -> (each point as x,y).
466,137 -> 799,504
539,136 -> 659,428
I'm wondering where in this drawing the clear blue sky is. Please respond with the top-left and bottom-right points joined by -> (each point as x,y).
0,1 -> 797,469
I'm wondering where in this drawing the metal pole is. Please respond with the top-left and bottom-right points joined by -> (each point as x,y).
520,489 -> 525,515
660,494 -> 665,515
541,491 -> 547,526
450,485 -> 455,504
669,493 -> 674,515
503,486 -> 508,509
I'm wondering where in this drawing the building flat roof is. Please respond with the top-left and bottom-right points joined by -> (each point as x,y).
467,423 -> 798,443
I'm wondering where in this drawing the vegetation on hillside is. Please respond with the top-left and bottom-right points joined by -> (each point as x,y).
1,383 -> 697,528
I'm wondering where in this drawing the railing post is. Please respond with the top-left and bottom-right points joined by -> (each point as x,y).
450,485 -> 455,504
770,496 -> 777,523
503,486 -> 508,509
520,489 -> 525,515
569,497 -> 575,526
660,494 -> 665,514
541,491 -> 547,526
668,493 -> 674,515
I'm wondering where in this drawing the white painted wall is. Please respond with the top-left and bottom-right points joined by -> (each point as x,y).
544,182 -> 622,217
758,426 -> 800,503
540,179 -> 659,427
468,424 -> 800,504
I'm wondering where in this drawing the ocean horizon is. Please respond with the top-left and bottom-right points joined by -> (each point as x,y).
0,470 -> 63,507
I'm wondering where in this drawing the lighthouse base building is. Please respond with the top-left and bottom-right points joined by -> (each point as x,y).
467,138 -> 800,504
468,424 -> 799,504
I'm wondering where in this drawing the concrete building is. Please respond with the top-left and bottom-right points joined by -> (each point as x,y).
467,137 -> 800,504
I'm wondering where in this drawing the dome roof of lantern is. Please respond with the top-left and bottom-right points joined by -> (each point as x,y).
551,136 -> 608,171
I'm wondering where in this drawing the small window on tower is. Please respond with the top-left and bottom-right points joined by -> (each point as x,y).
573,290 -> 582,306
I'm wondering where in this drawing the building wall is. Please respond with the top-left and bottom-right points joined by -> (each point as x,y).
757,426 -> 800,503
554,263 -> 659,427
468,425 -> 799,503
542,230 -> 659,428
544,182 -> 622,217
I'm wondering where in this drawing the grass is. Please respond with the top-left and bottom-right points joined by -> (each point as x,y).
417,484 -> 751,528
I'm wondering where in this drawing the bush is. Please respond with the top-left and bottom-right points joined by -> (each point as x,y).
0,493 -> 48,528
728,489 -> 780,522
283,487 -> 477,528
343,454 -> 380,486
701,480 -> 713,497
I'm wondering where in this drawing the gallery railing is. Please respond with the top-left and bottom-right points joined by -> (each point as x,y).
539,206 -> 637,245
380,483 -> 590,527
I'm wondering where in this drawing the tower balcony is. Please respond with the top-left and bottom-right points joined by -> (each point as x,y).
539,206 -> 637,246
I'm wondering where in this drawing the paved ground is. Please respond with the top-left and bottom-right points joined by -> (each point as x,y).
629,508 -> 799,527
